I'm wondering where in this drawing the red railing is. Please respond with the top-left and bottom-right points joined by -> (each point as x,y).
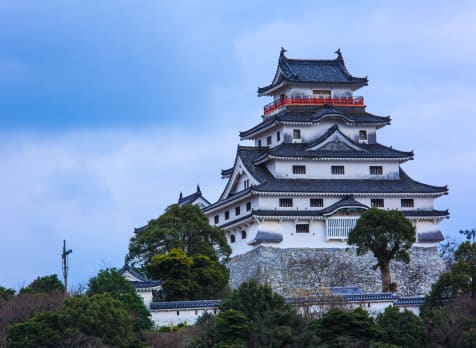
263,96 -> 364,115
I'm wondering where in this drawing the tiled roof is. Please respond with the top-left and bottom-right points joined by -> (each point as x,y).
177,185 -> 211,206
319,195 -> 368,215
253,209 -> 448,219
417,230 -> 445,242
240,106 -> 390,139
250,231 -> 283,244
252,168 -> 448,195
150,300 -> 222,310
129,280 -> 162,289
258,49 -> 368,95
252,130 -> 413,161
395,297 -> 425,306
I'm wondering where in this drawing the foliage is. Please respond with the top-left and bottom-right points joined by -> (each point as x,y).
0,286 -> 15,302
348,208 -> 416,292
422,241 -> 476,312
191,280 -> 316,348
220,280 -> 288,322
87,267 -> 152,330
147,248 -> 229,301
7,293 -> 144,348
421,241 -> 476,347
439,237 -> 459,269
19,274 -> 65,294
375,306 -> 424,348
310,307 -> 378,347
128,204 -> 231,269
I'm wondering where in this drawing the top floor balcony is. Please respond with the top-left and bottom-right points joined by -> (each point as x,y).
263,95 -> 365,115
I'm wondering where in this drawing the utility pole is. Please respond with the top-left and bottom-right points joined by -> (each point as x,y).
62,240 -> 72,294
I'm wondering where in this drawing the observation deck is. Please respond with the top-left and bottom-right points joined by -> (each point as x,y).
264,96 -> 364,115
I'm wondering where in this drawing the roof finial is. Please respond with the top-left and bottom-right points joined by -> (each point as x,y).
335,48 -> 343,59
197,184 -> 201,193
280,47 -> 287,55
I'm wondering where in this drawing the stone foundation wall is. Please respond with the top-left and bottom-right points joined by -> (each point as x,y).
228,246 -> 445,297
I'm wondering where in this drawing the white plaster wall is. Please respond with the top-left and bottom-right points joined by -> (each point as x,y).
257,195 -> 341,210
151,308 -> 217,326
282,123 -> 377,145
138,291 -> 154,309
272,161 -> 400,179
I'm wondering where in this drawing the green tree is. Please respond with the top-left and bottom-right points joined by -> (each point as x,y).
375,306 -> 424,348
148,248 -> 193,300
215,309 -> 251,345
0,286 -> 15,302
128,204 -> 231,269
7,294 -> 143,348
19,274 -> 65,294
87,268 -> 152,330
310,307 -> 378,347
220,280 -> 288,322
348,208 -> 416,292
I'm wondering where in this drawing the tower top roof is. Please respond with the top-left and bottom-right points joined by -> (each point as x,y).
258,49 -> 368,96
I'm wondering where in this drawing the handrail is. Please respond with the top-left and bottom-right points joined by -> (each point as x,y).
263,96 -> 364,115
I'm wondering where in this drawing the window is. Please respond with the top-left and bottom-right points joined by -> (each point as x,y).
225,211 -> 230,220
296,224 -> 310,233
241,230 -> 247,239
177,311 -> 180,316
293,129 -> 301,139
401,199 -> 414,208
279,198 -> 293,207
214,215 -> 219,224
246,202 -> 252,211
292,165 -> 306,174
310,198 -> 324,207
230,234 -> 235,243
244,179 -> 250,189
331,166 -> 345,175
267,136 -> 272,145
312,90 -> 331,98
370,166 -> 383,175
277,131 -> 281,142
258,140 -> 262,147
235,206 -> 241,216
359,130 -> 367,140
371,199 -> 384,208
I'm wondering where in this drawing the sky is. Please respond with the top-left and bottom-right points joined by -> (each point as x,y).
0,0 -> 475,290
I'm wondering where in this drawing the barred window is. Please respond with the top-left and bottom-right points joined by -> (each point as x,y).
230,234 -> 235,243
225,211 -> 230,220
246,202 -> 252,211
371,199 -> 384,208
401,199 -> 414,208
296,224 -> 310,233
292,165 -> 306,174
235,206 -> 241,216
293,129 -> 301,139
241,230 -> 247,239
370,166 -> 383,175
310,198 -> 324,207
359,130 -> 367,140
214,215 -> 219,224
279,198 -> 293,207
267,136 -> 272,145
277,131 -> 281,142
331,166 -> 345,175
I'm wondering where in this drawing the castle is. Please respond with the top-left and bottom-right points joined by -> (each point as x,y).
197,49 -> 448,296
126,49 -> 450,325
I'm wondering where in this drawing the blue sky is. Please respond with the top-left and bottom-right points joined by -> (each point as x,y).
1,0 -> 475,289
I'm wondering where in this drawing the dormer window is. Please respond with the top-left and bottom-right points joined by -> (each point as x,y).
293,129 -> 301,139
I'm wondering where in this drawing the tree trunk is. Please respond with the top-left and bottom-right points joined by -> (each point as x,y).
379,262 -> 392,292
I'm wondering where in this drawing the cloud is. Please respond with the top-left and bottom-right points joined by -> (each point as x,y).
0,127 -> 237,289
